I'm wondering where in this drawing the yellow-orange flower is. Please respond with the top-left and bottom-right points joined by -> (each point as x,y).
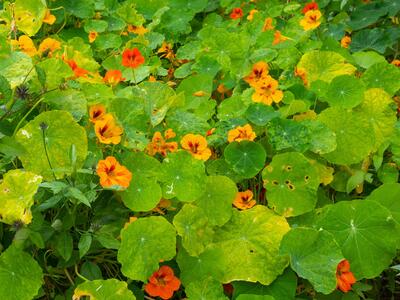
262,17 -> 274,31
294,67 -> 308,86
11,35 -> 37,57
244,61 -> 269,87
42,9 -> 56,25
94,114 -> 123,144
341,36 -> 351,48
233,190 -> 256,210
127,25 -> 148,35
228,124 -> 256,143
252,76 -> 283,105
38,38 -> 61,57
88,31 -> 98,43
180,134 -> 211,161
147,129 -> 178,157
300,9 -> 322,31
247,9 -> 258,21
103,70 -> 125,86
96,156 -> 132,189
89,104 -> 106,123
158,42 -> 175,60
391,59 -> 400,67
272,30 -> 288,45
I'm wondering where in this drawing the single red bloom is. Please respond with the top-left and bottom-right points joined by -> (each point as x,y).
302,2 -> 319,14
336,259 -> 357,293
67,59 -> 89,78
230,7 -> 243,19
103,70 -> 125,85
145,266 -> 181,300
122,48 -> 145,69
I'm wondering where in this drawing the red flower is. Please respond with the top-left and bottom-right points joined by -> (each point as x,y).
122,48 -> 145,69
103,70 -> 125,85
336,259 -> 356,293
230,8 -> 243,19
302,2 -> 319,14
67,60 -> 89,78
144,266 -> 181,300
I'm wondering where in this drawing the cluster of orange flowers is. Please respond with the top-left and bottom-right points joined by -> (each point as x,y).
89,104 -> 123,145
11,36 -> 61,58
300,2 -> 322,31
227,124 -> 256,143
147,129 -> 178,157
244,61 -> 283,105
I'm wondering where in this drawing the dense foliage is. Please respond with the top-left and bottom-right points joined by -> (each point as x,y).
0,0 -> 400,299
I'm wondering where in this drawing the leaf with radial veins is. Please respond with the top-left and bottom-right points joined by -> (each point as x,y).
73,279 -> 136,300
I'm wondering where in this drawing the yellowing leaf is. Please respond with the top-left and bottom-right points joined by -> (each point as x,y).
13,0 -> 47,36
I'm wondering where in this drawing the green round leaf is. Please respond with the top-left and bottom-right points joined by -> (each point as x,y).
367,183 -> 400,225
297,51 -> 356,84
246,103 -> 280,126
173,204 -> 214,256
0,245 -> 43,300
362,62 -> 400,96
73,279 -> 136,300
316,200 -> 398,279
224,141 -> 266,179
118,216 -> 176,281
0,169 -> 42,225
280,228 -> 343,294
262,152 -> 320,217
0,52 -> 34,88
185,277 -> 228,300
160,151 -> 207,202
195,175 -> 238,226
16,111 -> 88,180
324,75 -> 365,109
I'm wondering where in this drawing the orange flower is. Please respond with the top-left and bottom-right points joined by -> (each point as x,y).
228,124 -> 256,143
233,190 -> 256,210
89,104 -> 106,123
294,67 -> 308,86
94,114 -> 123,144
247,9 -> 258,21
391,59 -> 400,67
262,17 -> 274,31
67,60 -> 89,78
341,36 -> 351,48
230,7 -> 243,19
11,35 -> 37,57
145,266 -> 181,300
158,42 -> 175,60
252,76 -> 283,105
96,156 -> 132,189
103,70 -> 125,85
88,31 -> 98,43
336,259 -> 356,293
38,38 -> 61,57
206,128 -> 216,136
244,61 -> 269,87
272,30 -> 288,45
302,2 -> 319,14
127,25 -> 148,35
180,134 -> 212,161
42,9 -> 56,25
147,129 -> 178,157
122,48 -> 145,69
300,10 -> 322,31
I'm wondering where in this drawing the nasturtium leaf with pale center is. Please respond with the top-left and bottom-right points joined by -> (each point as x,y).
118,216 -> 176,281
207,205 -> 290,285
160,151 -> 207,202
0,52 -> 34,88
318,107 -> 374,165
316,200 -> 398,279
280,228 -> 343,294
224,141 -> 266,179
16,111 -> 88,180
13,0 -> 47,36
173,204 -> 214,256
324,75 -> 366,109
362,62 -> 400,96
195,175 -> 238,226
73,279 -> 136,300
262,152 -> 320,217
356,88 -> 396,151
185,277 -> 228,300
0,169 -> 42,225
296,51 -> 356,84
0,245 -> 43,300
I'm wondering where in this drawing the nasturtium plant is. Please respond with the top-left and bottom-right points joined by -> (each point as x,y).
15,111 -> 88,180
262,152 -> 320,217
1,0 -> 400,298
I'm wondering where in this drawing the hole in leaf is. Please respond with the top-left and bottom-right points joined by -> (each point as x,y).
287,183 -> 295,190
272,180 -> 279,186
